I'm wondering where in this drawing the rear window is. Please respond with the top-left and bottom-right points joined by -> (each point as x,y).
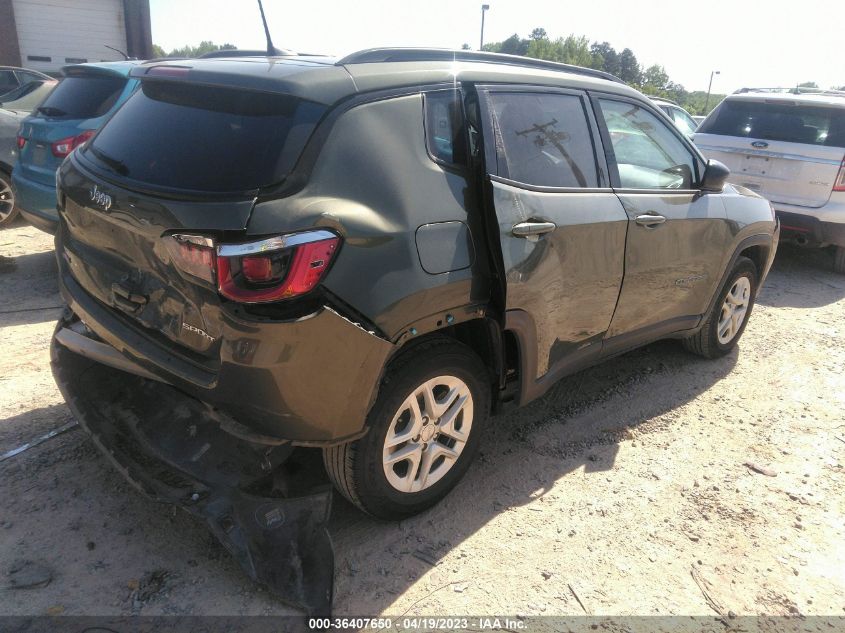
84,81 -> 326,193
699,99 -> 845,147
39,74 -> 126,119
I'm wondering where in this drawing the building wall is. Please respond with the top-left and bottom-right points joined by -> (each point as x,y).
12,0 -> 129,73
0,0 -> 23,67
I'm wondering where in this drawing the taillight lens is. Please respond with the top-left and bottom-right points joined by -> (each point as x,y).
834,155 -> 845,192
217,230 -> 340,303
51,129 -> 95,158
16,135 -> 26,150
164,234 -> 216,284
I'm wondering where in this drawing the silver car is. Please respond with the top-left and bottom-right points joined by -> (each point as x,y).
695,88 -> 845,273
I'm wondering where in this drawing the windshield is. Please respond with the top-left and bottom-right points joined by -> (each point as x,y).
84,80 -> 326,193
38,74 -> 126,119
698,99 -> 845,147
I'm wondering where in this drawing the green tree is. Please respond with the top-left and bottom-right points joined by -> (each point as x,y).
498,33 -> 529,56
590,41 -> 619,75
530,28 -> 548,41
798,81 -> 818,88
461,43 -> 472,50
617,48 -> 642,85
154,40 -> 237,58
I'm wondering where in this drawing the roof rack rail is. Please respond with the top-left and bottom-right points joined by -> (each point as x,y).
336,47 -> 624,84
734,86 -> 845,97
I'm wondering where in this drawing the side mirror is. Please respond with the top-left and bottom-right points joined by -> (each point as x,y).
700,159 -> 730,192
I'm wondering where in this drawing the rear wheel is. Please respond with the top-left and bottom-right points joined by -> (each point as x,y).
323,338 -> 491,520
683,256 -> 757,359
834,246 -> 845,275
0,169 -> 19,228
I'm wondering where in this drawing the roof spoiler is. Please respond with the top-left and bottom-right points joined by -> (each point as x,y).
337,47 -> 625,84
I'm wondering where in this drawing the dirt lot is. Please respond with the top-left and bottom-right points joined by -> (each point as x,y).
1,220 -> 844,619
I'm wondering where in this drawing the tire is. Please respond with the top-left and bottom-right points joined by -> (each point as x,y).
323,337 -> 491,520
683,256 -> 758,359
0,168 -> 19,228
834,246 -> 845,275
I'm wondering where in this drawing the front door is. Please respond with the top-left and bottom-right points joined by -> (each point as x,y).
477,86 -> 628,389
591,96 -> 733,344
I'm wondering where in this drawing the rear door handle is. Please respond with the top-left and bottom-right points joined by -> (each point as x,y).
635,214 -> 667,227
512,221 -> 557,237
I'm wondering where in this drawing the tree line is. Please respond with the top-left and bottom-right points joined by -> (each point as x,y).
476,30 -> 725,115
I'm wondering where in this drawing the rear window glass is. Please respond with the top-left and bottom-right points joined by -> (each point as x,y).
424,90 -> 467,166
39,74 -> 126,119
699,99 -> 845,147
84,81 -> 327,193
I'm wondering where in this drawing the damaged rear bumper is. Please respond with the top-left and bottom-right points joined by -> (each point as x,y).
51,321 -> 336,616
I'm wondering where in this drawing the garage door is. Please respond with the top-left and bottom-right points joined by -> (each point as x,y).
13,0 -> 128,74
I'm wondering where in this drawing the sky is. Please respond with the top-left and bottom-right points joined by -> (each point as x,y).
148,0 -> 842,94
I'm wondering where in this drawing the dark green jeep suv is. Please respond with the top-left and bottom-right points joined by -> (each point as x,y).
51,48 -> 778,614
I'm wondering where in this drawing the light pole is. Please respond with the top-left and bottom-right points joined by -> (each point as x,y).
479,4 -> 490,50
705,70 -> 720,113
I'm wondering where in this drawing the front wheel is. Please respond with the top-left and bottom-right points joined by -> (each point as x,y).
323,337 -> 491,520
683,256 -> 757,359
0,169 -> 19,228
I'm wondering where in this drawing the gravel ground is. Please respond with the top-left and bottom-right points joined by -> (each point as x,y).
1,220 -> 843,619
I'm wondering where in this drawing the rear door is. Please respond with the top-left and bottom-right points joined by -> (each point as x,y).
695,97 -> 845,208
477,85 -> 628,381
593,95 -> 732,342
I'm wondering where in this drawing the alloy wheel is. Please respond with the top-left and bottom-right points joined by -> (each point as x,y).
717,276 -> 751,344
382,375 -> 474,494
0,174 -> 14,223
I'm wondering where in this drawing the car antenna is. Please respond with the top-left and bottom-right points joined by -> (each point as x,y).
257,0 -> 276,56
104,44 -> 130,60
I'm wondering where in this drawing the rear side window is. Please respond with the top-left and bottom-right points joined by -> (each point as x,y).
488,92 -> 598,188
424,90 -> 467,166
84,80 -> 327,193
699,99 -> 845,147
39,74 -> 126,119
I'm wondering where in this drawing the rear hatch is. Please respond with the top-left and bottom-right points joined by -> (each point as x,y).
695,97 -> 845,208
58,77 -> 327,358
17,67 -> 130,187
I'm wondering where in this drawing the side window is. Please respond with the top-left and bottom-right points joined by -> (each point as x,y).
488,92 -> 598,188
671,107 -> 698,136
424,90 -> 467,167
0,70 -> 19,94
598,99 -> 698,189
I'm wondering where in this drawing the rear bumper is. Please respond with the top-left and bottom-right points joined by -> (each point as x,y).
51,332 -> 335,617
775,210 -> 845,248
55,245 -> 395,444
11,170 -> 58,234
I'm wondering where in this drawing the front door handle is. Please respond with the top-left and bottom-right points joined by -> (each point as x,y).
512,221 -> 557,237
635,214 -> 667,227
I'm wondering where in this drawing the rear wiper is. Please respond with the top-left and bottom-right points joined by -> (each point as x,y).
36,106 -> 67,117
90,146 -> 129,176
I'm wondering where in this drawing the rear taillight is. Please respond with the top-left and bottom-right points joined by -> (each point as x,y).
165,229 -> 340,304
164,234 -> 216,284
16,135 -> 26,150
51,129 -> 95,158
834,155 -> 845,192
217,230 -> 340,303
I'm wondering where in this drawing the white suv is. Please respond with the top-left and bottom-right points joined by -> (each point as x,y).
695,88 -> 845,273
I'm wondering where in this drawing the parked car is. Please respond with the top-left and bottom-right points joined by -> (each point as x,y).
0,109 -> 26,227
12,61 -> 142,234
0,66 -> 52,100
0,78 -> 58,113
695,88 -> 845,272
50,48 -> 778,615
652,97 -> 699,138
